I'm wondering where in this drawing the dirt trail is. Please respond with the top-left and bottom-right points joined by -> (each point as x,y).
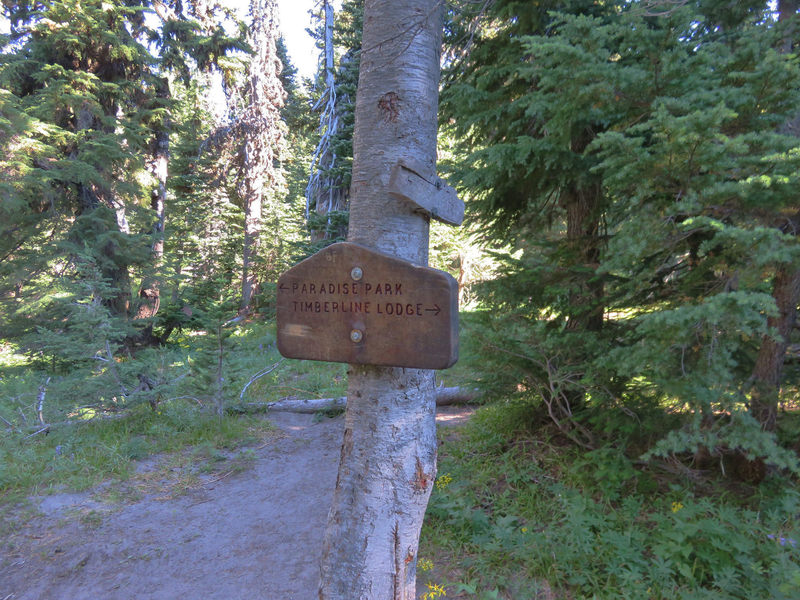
1,407 -> 473,600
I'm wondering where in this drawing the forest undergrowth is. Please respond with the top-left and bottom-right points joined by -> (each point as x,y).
0,321 -> 347,501
2,315 -> 798,599
3,0 -> 800,597
411,314 -> 800,600
419,401 -> 800,600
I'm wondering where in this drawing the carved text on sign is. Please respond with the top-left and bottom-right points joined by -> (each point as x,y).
276,243 -> 458,370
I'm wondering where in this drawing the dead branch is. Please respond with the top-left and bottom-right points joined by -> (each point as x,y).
257,396 -> 347,414
25,425 -> 50,439
485,341 -> 595,449
240,360 -> 284,401
535,356 -> 595,450
165,396 -> 204,406
433,386 -> 479,405
634,0 -> 690,17
0,413 -> 18,431
37,376 -> 50,426
443,0 -> 496,68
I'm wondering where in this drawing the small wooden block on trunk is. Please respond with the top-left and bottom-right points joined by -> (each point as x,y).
388,159 -> 464,226
276,242 -> 458,369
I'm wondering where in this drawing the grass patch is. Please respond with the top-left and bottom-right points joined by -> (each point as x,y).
0,399 -> 275,501
421,402 -> 800,599
0,320 -> 333,503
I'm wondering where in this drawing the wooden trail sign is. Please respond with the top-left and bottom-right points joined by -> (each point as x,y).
276,242 -> 458,370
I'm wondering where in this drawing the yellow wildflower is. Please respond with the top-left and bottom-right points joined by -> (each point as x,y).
418,558 -> 434,572
421,582 -> 446,600
435,473 -> 453,491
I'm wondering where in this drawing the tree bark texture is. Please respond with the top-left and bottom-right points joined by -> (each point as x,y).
751,258 -> 800,431
563,128 -> 604,333
318,2 -> 443,598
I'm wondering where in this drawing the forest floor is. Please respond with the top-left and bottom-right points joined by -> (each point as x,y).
0,406 -> 474,600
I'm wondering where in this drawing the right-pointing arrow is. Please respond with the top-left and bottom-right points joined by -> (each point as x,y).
425,304 -> 441,316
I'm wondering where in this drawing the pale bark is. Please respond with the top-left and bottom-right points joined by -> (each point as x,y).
37,377 -> 50,426
318,1 -> 444,598
266,396 -> 346,413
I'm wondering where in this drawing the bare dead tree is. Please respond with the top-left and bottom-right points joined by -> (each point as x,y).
305,0 -> 350,242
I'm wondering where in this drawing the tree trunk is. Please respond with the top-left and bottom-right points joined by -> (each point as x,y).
241,187 -> 263,311
240,0 -> 285,312
564,128 -> 604,333
779,0 -> 799,54
749,1 -> 799,430
562,182 -> 604,332
318,1 -> 443,598
136,77 -> 170,336
751,262 -> 800,431
74,102 -> 132,318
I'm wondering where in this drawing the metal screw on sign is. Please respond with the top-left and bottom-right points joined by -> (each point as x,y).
350,329 -> 363,343
350,267 -> 363,281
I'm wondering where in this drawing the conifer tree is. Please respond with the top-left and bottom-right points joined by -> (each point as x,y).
236,0 -> 286,312
0,0 -> 247,358
443,0 -> 800,468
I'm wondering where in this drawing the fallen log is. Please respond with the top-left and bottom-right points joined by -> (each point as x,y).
251,386 -> 479,414
434,386 -> 479,406
261,396 -> 346,414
